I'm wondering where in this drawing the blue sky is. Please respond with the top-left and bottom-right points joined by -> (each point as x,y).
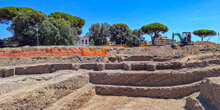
0,0 -> 220,43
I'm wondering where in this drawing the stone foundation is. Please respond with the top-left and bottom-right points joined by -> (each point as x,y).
0,71 -> 89,110
95,81 -> 201,99
200,77 -> 220,110
90,65 -> 220,86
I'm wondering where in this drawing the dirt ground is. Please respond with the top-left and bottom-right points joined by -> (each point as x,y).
1,42 -> 220,110
79,95 -> 186,110
0,42 -> 220,67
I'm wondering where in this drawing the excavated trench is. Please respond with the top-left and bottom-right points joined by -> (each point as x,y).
0,55 -> 220,110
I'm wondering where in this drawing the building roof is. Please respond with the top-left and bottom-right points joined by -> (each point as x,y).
80,36 -> 89,40
74,36 -> 89,41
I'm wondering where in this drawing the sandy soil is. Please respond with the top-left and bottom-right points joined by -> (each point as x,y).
79,95 -> 186,110
0,70 -> 91,97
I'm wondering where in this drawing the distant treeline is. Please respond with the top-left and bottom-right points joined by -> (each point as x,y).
0,7 -> 217,47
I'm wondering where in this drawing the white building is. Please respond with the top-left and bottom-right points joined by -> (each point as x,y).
75,36 -> 90,46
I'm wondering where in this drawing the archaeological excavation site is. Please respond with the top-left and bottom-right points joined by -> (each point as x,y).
0,43 -> 220,110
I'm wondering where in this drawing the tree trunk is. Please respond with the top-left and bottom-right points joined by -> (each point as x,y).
201,36 -> 204,41
151,36 -> 155,45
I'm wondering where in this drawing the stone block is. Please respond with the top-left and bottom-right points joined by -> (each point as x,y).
0,67 -> 14,77
131,63 -> 156,71
15,64 -> 52,75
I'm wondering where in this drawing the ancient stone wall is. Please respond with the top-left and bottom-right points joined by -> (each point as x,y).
200,77 -> 220,110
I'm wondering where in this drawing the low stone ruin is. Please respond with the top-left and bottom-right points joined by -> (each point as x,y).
0,54 -> 220,110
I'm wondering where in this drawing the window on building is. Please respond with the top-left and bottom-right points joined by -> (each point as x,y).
81,40 -> 84,44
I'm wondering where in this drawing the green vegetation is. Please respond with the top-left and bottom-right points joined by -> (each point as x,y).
109,24 -> 141,46
125,32 -> 141,46
48,12 -> 85,35
141,23 -> 168,45
132,29 -> 144,40
87,23 -> 142,46
0,7 -> 45,23
109,24 -> 131,45
193,29 -> 216,41
90,39 -> 95,46
10,11 -> 46,46
42,18 -> 76,45
87,23 -> 110,45
0,6 -> 85,46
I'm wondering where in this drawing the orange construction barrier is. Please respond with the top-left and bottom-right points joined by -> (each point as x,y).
81,48 -> 107,56
0,48 -> 107,58
0,48 -> 82,58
